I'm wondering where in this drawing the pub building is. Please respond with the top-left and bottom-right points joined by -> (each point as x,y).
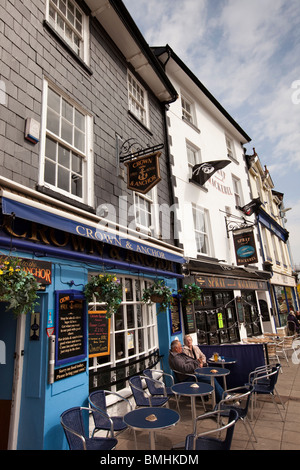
0,185 -> 185,450
182,258 -> 272,345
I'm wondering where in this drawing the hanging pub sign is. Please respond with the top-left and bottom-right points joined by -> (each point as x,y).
233,228 -> 258,266
125,151 -> 161,194
238,197 -> 262,216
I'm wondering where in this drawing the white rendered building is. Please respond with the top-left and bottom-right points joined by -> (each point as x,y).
154,46 -> 272,344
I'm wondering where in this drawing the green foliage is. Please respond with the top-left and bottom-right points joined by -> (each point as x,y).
178,283 -> 202,305
84,273 -> 122,318
0,257 -> 41,317
142,279 -> 173,312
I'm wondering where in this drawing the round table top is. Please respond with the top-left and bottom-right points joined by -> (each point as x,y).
207,356 -> 237,365
195,366 -> 230,377
171,381 -> 213,397
123,407 -> 180,430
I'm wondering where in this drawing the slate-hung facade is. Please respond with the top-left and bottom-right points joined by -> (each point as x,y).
0,0 -> 184,450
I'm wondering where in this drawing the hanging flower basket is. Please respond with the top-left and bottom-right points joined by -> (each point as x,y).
0,257 -> 41,317
84,273 -> 122,318
178,283 -> 202,306
142,280 -> 173,312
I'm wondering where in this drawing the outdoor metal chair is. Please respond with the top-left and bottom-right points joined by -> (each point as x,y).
88,390 -> 132,437
143,368 -> 180,410
250,366 -> 285,421
129,376 -> 170,408
266,343 -> 282,371
215,385 -> 257,447
60,406 -> 118,450
276,336 -> 297,366
184,409 -> 239,450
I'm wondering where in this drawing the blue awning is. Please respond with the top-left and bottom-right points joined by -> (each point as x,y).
2,196 -> 186,265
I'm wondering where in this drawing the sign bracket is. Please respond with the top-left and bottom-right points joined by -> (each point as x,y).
118,137 -> 164,163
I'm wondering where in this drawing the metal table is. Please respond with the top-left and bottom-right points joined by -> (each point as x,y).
195,366 -> 230,408
207,357 -> 237,389
123,406 -> 180,450
171,382 -> 213,428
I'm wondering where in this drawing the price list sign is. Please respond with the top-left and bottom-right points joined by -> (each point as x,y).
55,292 -> 86,366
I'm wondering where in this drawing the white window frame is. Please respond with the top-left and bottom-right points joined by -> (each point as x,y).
225,135 -> 237,161
46,0 -> 90,65
186,141 -> 201,179
39,79 -> 94,206
232,175 -> 243,208
133,189 -> 158,237
181,94 -> 196,126
192,205 -> 212,256
127,72 -> 150,128
88,275 -> 159,393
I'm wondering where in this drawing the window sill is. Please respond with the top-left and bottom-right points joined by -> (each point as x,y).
128,110 -> 153,136
36,185 -> 95,214
182,116 -> 201,134
188,179 -> 208,192
43,20 -> 93,76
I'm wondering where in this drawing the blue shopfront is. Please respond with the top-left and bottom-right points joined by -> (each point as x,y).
0,193 -> 184,450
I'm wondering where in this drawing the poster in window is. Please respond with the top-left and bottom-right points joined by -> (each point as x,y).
183,303 -> 197,334
55,290 -> 86,366
89,311 -> 111,358
169,295 -> 182,334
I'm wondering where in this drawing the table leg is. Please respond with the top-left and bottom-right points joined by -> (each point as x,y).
149,431 -> 156,450
221,363 -> 227,390
211,377 -> 216,408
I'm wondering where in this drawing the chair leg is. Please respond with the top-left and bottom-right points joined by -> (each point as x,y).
242,417 -> 257,443
271,393 -> 284,421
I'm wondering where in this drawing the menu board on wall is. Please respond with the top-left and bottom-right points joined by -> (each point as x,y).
183,303 -> 197,334
169,296 -> 182,334
88,311 -> 111,357
55,291 -> 86,366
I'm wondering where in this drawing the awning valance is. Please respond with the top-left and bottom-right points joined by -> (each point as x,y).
1,194 -> 186,265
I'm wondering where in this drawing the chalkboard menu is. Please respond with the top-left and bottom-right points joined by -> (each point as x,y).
89,311 -> 111,357
55,291 -> 86,366
169,296 -> 182,335
183,303 -> 197,334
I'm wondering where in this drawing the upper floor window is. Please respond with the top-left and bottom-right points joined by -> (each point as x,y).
232,175 -> 243,208
186,142 -> 201,178
192,205 -> 211,256
225,135 -> 236,161
127,72 -> 149,127
47,0 -> 89,64
40,81 -> 93,205
133,189 -> 157,236
181,95 -> 196,125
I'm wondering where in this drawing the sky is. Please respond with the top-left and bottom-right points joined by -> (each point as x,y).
123,0 -> 300,267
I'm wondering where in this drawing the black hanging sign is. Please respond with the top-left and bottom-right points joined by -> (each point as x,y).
191,160 -> 231,186
183,303 -> 197,334
238,197 -> 262,216
125,151 -> 161,194
169,296 -> 182,335
233,228 -> 258,266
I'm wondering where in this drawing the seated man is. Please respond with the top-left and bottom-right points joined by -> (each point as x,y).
287,310 -> 300,333
168,339 -> 224,403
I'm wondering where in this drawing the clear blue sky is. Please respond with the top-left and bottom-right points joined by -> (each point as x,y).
123,0 -> 300,266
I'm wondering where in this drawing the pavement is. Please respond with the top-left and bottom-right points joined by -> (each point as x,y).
113,354 -> 300,451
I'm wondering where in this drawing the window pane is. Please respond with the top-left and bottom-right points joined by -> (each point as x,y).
74,130 -> 85,152
47,108 -> 60,135
115,307 -> 124,331
71,174 -> 82,197
72,153 -> 82,174
48,88 -> 60,113
58,165 -> 69,192
61,119 -> 73,144
45,136 -> 57,161
127,304 -> 134,329
58,143 -> 70,167
44,159 -> 56,186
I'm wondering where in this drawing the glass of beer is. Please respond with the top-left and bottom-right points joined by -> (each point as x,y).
213,352 -> 219,362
